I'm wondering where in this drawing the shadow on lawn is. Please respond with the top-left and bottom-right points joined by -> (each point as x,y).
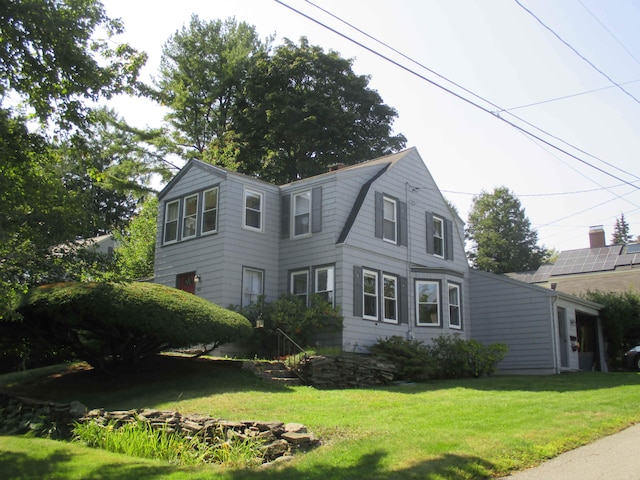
389,371 -> 640,395
0,355 -> 294,409
0,447 -> 497,480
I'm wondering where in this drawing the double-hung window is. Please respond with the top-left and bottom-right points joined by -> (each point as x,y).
242,268 -> 263,307
244,189 -> 263,231
416,280 -> 440,326
448,283 -> 461,329
433,216 -> 444,257
164,200 -> 179,243
383,197 -> 397,244
293,191 -> 311,237
315,266 -> 334,306
182,194 -> 198,239
363,269 -> 379,320
202,188 -> 218,234
383,274 -> 398,323
291,270 -> 309,306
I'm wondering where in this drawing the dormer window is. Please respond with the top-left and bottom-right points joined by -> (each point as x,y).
383,197 -> 397,244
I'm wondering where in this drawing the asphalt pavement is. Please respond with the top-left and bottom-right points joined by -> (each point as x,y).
499,422 -> 640,479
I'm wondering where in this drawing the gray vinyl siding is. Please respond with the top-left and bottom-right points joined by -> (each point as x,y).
469,270 -> 558,374
155,163 -> 279,308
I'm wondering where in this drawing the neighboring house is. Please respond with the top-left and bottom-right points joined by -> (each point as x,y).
469,270 -> 605,374
506,226 -> 640,296
52,234 -> 118,257
154,148 -> 470,353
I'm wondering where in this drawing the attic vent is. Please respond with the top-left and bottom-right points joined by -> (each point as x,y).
328,163 -> 346,172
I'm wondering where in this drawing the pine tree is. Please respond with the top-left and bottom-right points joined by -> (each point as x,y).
611,214 -> 632,245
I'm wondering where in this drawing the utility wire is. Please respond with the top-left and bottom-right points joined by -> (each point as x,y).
514,0 -> 640,107
303,0 -> 640,182
501,79 -> 640,112
275,0 -> 640,190
443,184 -> 633,197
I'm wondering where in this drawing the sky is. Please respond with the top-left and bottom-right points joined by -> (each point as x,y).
102,0 -> 640,253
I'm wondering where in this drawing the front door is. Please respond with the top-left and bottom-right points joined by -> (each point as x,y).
177,272 -> 197,294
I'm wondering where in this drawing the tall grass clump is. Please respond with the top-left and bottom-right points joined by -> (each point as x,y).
72,420 -> 264,468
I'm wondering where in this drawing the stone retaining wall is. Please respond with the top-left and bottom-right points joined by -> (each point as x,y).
301,354 -> 396,388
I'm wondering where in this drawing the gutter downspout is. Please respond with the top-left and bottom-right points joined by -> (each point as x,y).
550,294 -> 560,374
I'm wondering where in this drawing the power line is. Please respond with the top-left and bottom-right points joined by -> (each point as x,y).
514,0 -> 640,107
274,0 -> 640,190
501,79 -> 640,112
443,184 -> 633,198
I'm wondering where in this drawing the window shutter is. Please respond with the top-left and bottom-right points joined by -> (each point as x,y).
311,186 -> 322,233
399,276 -> 409,324
398,201 -> 408,246
281,194 -> 290,239
374,191 -> 383,239
445,218 -> 454,261
426,211 -> 434,254
353,266 -> 363,317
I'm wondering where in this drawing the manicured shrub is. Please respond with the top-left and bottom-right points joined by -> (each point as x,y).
367,335 -> 436,381
232,294 -> 343,358
368,335 -> 507,381
15,282 -> 252,374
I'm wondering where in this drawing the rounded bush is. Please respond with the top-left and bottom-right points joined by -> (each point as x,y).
16,282 -> 252,373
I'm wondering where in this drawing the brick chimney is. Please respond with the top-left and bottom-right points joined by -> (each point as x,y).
589,225 -> 606,248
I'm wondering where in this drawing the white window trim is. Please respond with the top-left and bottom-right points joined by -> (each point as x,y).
293,190 -> 311,238
163,199 -> 180,244
433,216 -> 444,258
242,267 -> 264,307
315,266 -> 335,307
382,274 -> 398,324
290,270 -> 309,306
243,188 -> 263,232
383,196 -> 397,244
363,269 -> 379,321
201,187 -> 219,235
182,193 -> 198,239
416,280 -> 440,326
448,283 -> 462,329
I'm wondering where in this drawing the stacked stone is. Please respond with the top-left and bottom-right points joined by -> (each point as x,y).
81,408 -> 320,463
301,354 -> 396,388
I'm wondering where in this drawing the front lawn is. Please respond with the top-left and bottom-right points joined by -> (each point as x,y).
1,355 -> 639,479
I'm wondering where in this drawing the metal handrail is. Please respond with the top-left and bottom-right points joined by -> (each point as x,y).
276,328 -> 309,381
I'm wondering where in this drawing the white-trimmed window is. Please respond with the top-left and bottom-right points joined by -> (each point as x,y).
293,191 -> 311,237
291,270 -> 309,306
383,274 -> 398,323
315,266 -> 334,306
243,188 -> 263,231
416,280 -> 440,326
448,283 -> 461,329
182,194 -> 198,239
433,216 -> 444,257
363,269 -> 379,320
202,187 -> 218,234
164,200 -> 179,243
383,196 -> 397,244
242,268 -> 263,307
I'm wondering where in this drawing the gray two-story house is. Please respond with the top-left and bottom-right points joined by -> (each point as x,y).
154,147 -> 470,353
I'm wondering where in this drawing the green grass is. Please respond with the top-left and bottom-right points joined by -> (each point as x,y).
2,355 -> 640,479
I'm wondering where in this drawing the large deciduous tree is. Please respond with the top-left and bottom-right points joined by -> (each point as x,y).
0,0 -> 146,318
465,187 -> 547,274
156,17 -> 406,184
156,15 -> 270,159
235,37 -> 406,183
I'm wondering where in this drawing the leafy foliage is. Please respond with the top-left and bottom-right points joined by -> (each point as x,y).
115,196 -> 158,280
584,290 -> 640,368
465,186 -> 547,273
13,282 -> 252,374
231,294 -> 343,358
156,17 -> 406,183
1,0 -> 146,126
368,335 -> 507,380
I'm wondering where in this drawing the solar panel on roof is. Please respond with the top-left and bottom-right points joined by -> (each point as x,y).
628,243 -> 640,254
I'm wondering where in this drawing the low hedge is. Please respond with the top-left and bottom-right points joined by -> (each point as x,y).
14,282 -> 252,374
